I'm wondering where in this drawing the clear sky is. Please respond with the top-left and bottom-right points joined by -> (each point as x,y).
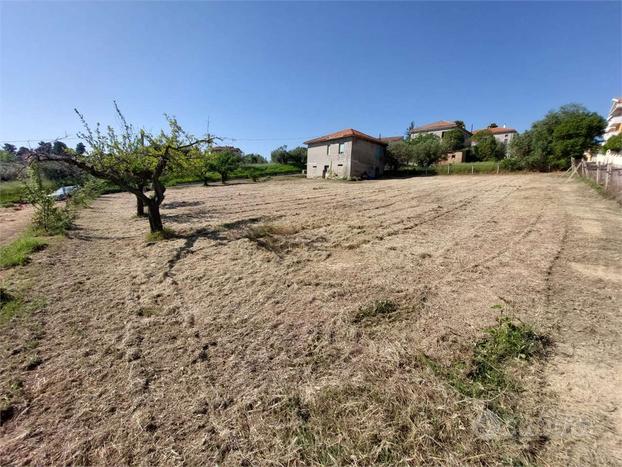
1,1 -> 620,157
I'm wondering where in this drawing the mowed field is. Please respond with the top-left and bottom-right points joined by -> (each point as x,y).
1,174 -> 621,465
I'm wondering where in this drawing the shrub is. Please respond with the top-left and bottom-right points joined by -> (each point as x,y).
500,157 -> 525,171
603,134 -> 622,152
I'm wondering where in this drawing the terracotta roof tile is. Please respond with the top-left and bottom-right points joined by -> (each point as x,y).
410,120 -> 460,133
473,127 -> 518,135
304,129 -> 387,145
379,136 -> 404,143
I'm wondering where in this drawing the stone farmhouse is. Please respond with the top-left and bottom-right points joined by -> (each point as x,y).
304,129 -> 388,179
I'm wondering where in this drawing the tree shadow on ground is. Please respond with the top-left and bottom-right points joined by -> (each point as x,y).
164,217 -> 270,276
161,200 -> 204,209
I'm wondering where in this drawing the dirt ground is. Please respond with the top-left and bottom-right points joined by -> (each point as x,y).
0,204 -> 33,246
1,174 -> 620,465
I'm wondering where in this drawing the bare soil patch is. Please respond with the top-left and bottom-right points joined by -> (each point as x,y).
0,174 -> 620,465
0,205 -> 32,246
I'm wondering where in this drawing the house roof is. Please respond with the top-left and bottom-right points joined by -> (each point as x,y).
410,120 -> 470,134
379,136 -> 404,143
304,128 -> 387,146
473,127 -> 518,135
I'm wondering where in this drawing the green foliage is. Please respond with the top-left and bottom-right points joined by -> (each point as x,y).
500,157 -> 525,171
0,233 -> 47,268
0,289 -> 23,323
410,133 -> 443,167
385,140 -> 414,170
603,134 -> 622,152
242,153 -> 268,164
517,104 -> 606,171
0,150 -> 17,162
423,317 -> 547,398
472,131 -> 507,161
205,150 -> 243,184
24,165 -> 74,234
270,145 -> 307,168
441,128 -> 467,152
145,227 -> 176,242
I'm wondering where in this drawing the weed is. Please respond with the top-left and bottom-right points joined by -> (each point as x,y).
146,227 -> 176,242
352,300 -> 398,323
0,290 -> 46,325
421,317 -> 547,399
0,233 -> 47,268
24,354 -> 43,371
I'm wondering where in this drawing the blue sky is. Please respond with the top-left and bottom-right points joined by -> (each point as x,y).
1,1 -> 620,156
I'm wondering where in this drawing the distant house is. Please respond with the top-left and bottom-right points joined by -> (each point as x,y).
410,120 -> 472,164
409,120 -> 472,146
472,126 -> 518,146
304,129 -> 387,179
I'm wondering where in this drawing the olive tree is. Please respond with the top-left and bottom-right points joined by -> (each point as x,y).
410,133 -> 444,167
30,103 -> 212,234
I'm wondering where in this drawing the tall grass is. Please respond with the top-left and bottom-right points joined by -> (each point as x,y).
0,232 -> 48,268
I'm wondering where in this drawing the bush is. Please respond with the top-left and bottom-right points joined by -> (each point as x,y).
603,134 -> 622,152
500,157 -> 524,171
24,166 -> 75,235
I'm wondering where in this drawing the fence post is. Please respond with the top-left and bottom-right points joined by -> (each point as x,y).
596,163 -> 600,184
471,164 -> 474,174
605,163 -> 611,190
447,164 -> 450,175
496,163 -> 500,174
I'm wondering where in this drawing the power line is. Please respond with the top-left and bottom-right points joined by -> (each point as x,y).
1,134 -> 313,145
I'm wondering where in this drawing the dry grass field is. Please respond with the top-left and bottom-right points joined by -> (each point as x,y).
1,174 -> 621,465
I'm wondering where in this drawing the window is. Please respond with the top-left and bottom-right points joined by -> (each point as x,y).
338,142 -> 345,154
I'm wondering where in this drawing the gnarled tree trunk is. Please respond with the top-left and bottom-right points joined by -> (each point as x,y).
145,198 -> 163,233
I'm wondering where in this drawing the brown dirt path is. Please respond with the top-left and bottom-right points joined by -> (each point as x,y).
0,205 -> 32,246
0,174 -> 620,465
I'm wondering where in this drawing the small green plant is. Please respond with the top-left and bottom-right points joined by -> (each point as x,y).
422,317 -> 547,398
0,288 -> 23,324
23,165 -> 74,234
352,300 -> 398,323
145,227 -> 176,242
0,233 -> 47,268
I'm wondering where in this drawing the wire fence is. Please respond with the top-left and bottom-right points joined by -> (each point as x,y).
577,161 -> 622,202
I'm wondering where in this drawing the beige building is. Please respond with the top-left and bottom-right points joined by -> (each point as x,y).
409,120 -> 472,146
305,129 -> 387,179
472,126 -> 518,145
409,120 -> 472,165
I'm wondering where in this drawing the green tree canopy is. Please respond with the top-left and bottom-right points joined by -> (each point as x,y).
603,134 -> 622,152
386,140 -> 415,170
410,133 -> 443,167
472,131 -> 506,161
270,145 -> 307,168
528,104 -> 606,170
442,129 -> 466,152
206,150 -> 243,184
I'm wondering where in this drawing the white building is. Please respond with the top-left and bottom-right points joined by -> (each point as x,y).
604,97 -> 622,141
